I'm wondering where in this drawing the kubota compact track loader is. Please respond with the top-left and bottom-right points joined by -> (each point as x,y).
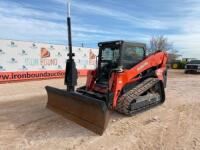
45,2 -> 168,135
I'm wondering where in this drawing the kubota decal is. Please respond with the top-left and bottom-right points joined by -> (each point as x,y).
137,62 -> 149,71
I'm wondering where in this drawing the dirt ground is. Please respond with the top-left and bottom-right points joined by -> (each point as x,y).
0,70 -> 200,150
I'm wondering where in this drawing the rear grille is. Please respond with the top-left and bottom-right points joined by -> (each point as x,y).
187,65 -> 198,69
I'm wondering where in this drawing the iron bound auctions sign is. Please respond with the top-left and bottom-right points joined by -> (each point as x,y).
0,39 -> 98,83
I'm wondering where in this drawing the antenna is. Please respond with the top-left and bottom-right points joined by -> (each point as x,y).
67,0 -> 73,63
65,0 -> 78,92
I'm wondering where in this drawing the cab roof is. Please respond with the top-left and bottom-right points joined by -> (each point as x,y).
98,40 -> 146,48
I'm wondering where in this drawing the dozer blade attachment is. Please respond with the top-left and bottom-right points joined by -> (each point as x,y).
45,86 -> 110,135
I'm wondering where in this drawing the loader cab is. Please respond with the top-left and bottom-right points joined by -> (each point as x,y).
97,40 -> 146,85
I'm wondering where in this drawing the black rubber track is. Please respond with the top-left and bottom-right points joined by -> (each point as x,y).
116,78 -> 163,116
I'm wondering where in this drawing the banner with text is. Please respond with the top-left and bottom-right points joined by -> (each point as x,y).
0,39 -> 98,83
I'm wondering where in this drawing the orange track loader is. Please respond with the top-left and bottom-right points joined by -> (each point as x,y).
45,2 -> 168,135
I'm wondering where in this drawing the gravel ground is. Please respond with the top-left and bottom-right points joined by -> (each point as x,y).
0,70 -> 200,150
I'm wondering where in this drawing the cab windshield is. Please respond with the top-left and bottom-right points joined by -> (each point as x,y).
101,47 -> 120,62
97,46 -> 120,84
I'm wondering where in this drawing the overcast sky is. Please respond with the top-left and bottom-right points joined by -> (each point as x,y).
0,0 -> 199,58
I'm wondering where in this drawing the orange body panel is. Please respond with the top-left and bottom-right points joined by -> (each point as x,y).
86,51 -> 168,108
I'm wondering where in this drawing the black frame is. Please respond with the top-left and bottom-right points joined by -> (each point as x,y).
97,40 -> 146,75
97,41 -> 123,76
